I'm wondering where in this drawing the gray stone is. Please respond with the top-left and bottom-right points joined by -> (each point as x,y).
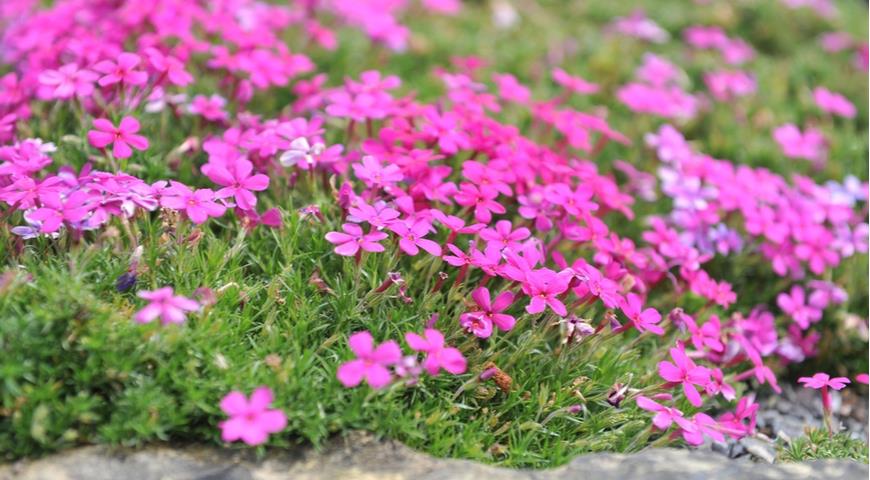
740,437 -> 777,464
1,433 -> 867,480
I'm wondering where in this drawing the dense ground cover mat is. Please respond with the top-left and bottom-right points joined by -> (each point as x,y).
0,0 -> 868,468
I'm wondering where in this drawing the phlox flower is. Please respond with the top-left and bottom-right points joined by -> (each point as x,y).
454,183 -> 506,223
658,346 -> 712,407
37,64 -> 98,99
619,293 -> 664,335
187,94 -> 229,122
460,286 -> 516,338
219,387 -> 287,445
813,87 -> 856,118
480,220 -> 530,252
87,117 -> 149,159
777,285 -> 822,329
772,124 -> 827,164
606,10 -> 669,43
27,190 -> 93,233
798,372 -> 850,391
337,331 -> 402,389
635,395 -> 696,439
388,219 -> 442,256
353,156 -> 403,189
93,52 -> 148,87
704,70 -> 756,101
551,68 -> 600,95
405,328 -> 467,376
144,48 -> 193,86
522,269 -> 571,316
492,73 -> 530,104
799,372 -> 850,433
160,181 -> 227,224
203,159 -> 270,211
134,287 -> 199,325
325,223 -> 388,256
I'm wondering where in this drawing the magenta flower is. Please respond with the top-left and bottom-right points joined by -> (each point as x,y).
134,287 -> 199,325
37,64 -> 98,99
87,117 -> 149,159
798,372 -> 851,391
855,373 -> 869,385
619,293 -> 664,335
405,329 -> 467,376
777,286 -> 823,330
144,48 -> 193,86
325,223 -> 388,256
203,159 -> 270,210
772,123 -> 827,164
336,331 -> 402,389
658,346 -> 711,407
188,94 -> 229,122
813,87 -> 856,118
28,190 -> 93,233
460,286 -> 516,338
93,52 -> 148,87
159,181 -> 227,224
388,219 -> 442,256
522,269 -> 571,316
552,68 -> 600,95
492,73 -> 530,103
219,387 -> 287,445
480,220 -> 530,252
635,395 -> 694,434
352,156 -> 403,189
799,372 -> 851,434
455,183 -> 506,224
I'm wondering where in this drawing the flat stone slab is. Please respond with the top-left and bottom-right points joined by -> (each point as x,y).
2,433 -> 867,480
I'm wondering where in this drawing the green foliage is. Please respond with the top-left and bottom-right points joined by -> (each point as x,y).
1,0 -> 868,467
779,428 -> 869,463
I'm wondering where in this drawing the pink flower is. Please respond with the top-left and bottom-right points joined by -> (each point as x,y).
798,372 -> 851,390
772,124 -> 827,164
336,331 -> 402,389
460,286 -> 516,338
353,156 -> 403,189
388,219 -> 442,256
87,117 -> 149,159
219,387 -> 287,445
134,287 -> 199,325
813,87 -> 856,118
480,220 -> 530,252
492,73 -> 530,103
325,223 -> 388,256
160,181 -> 227,224
454,183 -> 506,223
203,159 -> 269,210
619,293 -> 664,335
636,395 -> 694,434
28,190 -> 93,233
38,64 -> 98,99
145,48 -> 193,86
405,328 -> 467,375
523,269 -> 571,316
855,373 -> 869,385
188,94 -> 229,122
325,91 -> 387,121
658,346 -> 711,407
93,52 -> 148,87
552,68 -> 599,95
777,286 -> 822,330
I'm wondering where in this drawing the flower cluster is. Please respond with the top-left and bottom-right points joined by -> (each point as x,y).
0,0 -> 866,452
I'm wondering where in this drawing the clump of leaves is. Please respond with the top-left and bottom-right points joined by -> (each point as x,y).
779,428 -> 869,463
